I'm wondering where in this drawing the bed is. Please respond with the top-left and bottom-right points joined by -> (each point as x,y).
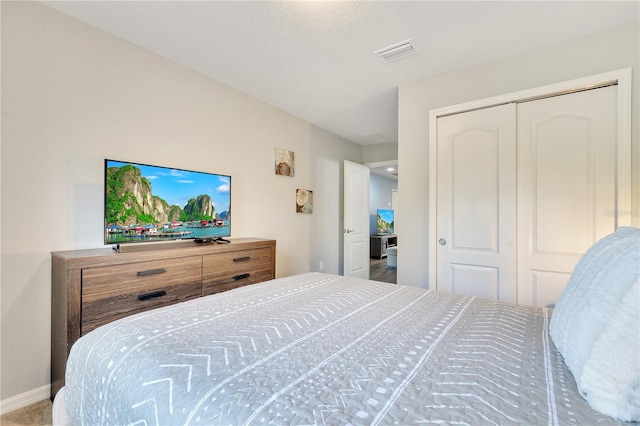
54,228 -> 640,425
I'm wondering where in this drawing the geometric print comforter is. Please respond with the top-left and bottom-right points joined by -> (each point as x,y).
64,273 -> 626,425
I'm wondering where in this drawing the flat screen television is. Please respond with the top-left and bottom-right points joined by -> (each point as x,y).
376,209 -> 394,235
104,159 -> 231,245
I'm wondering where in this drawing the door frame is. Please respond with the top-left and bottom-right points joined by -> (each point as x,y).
427,68 -> 632,290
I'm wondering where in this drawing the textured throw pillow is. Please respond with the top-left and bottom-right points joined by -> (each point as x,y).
549,226 -> 640,422
580,283 -> 640,421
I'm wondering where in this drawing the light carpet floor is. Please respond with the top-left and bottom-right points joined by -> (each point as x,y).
0,400 -> 52,426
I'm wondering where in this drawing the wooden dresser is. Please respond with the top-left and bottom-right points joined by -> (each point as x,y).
51,237 -> 275,399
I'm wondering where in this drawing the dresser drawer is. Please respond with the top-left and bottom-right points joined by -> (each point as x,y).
81,256 -> 202,333
202,248 -> 274,295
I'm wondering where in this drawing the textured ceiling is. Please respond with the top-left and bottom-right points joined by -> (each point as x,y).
42,1 -> 639,146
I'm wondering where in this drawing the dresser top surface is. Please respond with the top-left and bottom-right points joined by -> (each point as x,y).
52,237 -> 275,268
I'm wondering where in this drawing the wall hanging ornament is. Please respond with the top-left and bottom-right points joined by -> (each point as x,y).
296,189 -> 313,213
275,148 -> 295,177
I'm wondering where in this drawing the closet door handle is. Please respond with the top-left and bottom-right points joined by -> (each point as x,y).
438,238 -> 447,246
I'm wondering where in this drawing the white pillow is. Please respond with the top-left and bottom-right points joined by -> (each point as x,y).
580,283 -> 640,421
549,226 -> 640,422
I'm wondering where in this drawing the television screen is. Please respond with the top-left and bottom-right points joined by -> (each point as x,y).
376,209 -> 394,235
104,159 -> 231,245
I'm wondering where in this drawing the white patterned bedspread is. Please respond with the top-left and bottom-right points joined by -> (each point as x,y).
64,273 -> 626,425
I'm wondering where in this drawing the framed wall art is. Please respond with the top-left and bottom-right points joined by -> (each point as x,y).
275,148 -> 295,177
296,189 -> 313,213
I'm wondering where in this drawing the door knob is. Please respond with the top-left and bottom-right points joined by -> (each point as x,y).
438,238 -> 447,246
344,228 -> 355,234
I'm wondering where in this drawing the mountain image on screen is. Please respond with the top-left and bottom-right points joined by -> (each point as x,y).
105,161 -> 231,244
376,209 -> 394,235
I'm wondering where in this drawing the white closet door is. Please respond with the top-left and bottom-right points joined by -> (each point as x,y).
517,85 -> 618,307
436,103 -> 517,302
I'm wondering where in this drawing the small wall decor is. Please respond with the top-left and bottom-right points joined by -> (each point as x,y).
275,148 -> 295,177
296,189 -> 313,213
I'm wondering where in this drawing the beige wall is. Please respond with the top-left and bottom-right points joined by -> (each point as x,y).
397,21 -> 640,288
310,125 -> 363,275
362,143 -> 398,164
0,2 -> 319,401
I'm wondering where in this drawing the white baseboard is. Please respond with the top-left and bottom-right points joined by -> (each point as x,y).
0,384 -> 50,416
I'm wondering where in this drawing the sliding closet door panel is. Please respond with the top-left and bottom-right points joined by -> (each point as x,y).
437,103 -> 517,302
531,271 -> 572,309
451,265 -> 499,300
517,85 -> 617,306
451,132 -> 497,250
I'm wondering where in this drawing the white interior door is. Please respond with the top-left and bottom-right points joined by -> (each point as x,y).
436,103 -> 517,302
343,160 -> 370,279
517,85 -> 618,306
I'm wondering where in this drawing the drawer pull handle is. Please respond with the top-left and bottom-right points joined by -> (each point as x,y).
233,256 -> 251,262
137,290 -> 167,301
233,273 -> 250,281
137,268 -> 167,277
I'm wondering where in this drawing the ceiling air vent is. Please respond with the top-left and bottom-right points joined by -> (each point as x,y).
375,39 -> 416,63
